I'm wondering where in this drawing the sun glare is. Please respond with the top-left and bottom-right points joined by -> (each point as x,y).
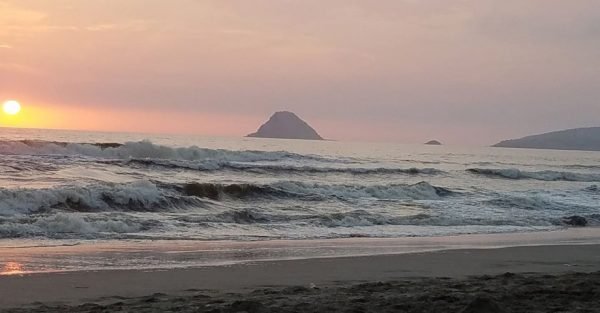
3,100 -> 21,115
1,262 -> 25,276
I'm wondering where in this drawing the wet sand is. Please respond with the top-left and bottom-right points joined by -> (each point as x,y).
1,244 -> 600,311
3,227 -> 600,275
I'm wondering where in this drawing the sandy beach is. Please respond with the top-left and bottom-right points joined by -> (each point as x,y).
3,0 -> 600,311
1,243 -> 599,312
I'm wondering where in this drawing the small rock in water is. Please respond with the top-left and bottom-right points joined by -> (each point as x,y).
585,185 -> 599,192
229,300 -> 264,313
460,296 -> 505,313
562,215 -> 588,227
501,272 -> 516,278
425,140 -> 442,145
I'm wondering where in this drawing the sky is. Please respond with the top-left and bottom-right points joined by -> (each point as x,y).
1,0 -> 599,145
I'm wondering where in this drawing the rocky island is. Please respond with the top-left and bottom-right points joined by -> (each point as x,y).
493,127 -> 600,151
247,111 -> 324,140
425,140 -> 442,145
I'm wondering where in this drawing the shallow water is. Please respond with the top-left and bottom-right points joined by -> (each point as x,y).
0,127 -> 599,245
2,228 -> 600,274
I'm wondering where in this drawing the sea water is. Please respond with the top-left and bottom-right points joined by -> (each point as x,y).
0,128 -> 599,273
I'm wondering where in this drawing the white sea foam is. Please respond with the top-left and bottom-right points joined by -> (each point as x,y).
0,190 -> 595,240
0,213 -> 142,239
0,180 -> 175,214
1,135 -> 598,242
0,140 -> 333,163
485,194 -> 596,213
0,180 -> 450,216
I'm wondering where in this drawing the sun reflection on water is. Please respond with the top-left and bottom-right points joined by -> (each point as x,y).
1,262 -> 25,275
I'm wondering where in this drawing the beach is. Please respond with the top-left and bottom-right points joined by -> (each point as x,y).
0,131 -> 599,312
1,241 -> 600,311
3,0 -> 600,310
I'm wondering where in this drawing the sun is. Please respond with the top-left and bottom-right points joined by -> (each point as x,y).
3,100 -> 21,115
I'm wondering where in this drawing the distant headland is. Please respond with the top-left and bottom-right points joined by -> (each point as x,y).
247,111 -> 324,140
493,127 -> 600,151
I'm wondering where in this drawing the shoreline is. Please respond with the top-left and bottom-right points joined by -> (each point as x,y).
2,227 -> 600,275
1,243 -> 600,308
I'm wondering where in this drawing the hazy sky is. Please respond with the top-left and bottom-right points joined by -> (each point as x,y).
1,0 -> 599,144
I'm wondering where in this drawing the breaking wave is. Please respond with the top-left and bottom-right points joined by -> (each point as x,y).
0,180 -> 455,239
485,195 -> 595,212
0,180 -> 202,215
467,168 -> 600,182
178,181 -> 453,201
184,209 -> 435,227
0,180 -> 452,215
124,158 -> 444,175
0,140 -> 337,163
157,207 -> 600,230
0,213 -> 145,239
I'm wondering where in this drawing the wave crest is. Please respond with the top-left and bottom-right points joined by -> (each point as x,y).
0,181 -> 198,215
0,213 -> 144,239
124,158 -> 443,175
0,140 -> 335,163
467,168 -> 600,182
0,180 -> 453,215
178,181 -> 452,201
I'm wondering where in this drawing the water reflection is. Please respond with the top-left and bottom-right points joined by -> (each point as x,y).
1,262 -> 25,275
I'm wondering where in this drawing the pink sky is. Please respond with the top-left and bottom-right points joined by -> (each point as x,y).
1,0 -> 599,144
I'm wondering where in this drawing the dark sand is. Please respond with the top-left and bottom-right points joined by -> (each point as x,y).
1,244 -> 600,312
4,272 -> 598,313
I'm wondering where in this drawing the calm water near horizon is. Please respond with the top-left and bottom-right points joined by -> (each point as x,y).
0,127 -> 599,273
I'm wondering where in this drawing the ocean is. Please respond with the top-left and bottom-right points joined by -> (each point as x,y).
0,128 -> 599,273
